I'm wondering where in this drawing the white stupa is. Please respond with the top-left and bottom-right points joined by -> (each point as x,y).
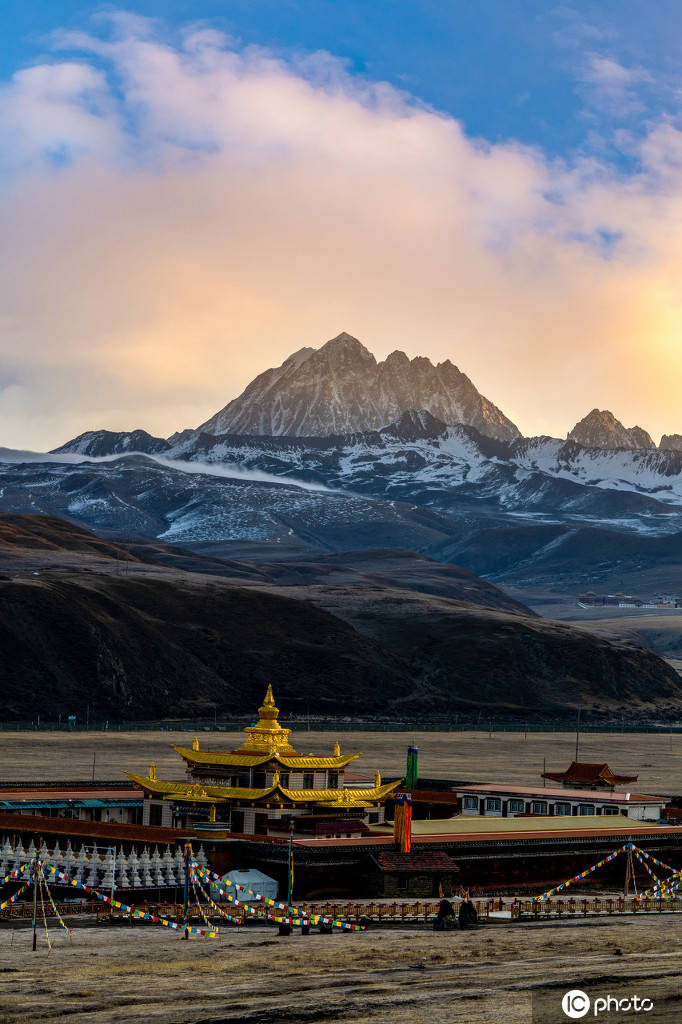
139,847 -> 154,888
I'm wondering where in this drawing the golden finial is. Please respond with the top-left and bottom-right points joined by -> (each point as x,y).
259,685 -> 278,721
333,741 -> 340,756
375,770 -> 381,788
192,736 -> 199,751
149,763 -> 156,780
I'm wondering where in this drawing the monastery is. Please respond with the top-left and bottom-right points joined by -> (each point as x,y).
128,686 -> 401,835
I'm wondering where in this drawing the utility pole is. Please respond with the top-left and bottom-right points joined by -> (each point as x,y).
92,752 -> 96,782
575,708 -> 581,762
287,819 -> 294,906
183,843 -> 190,940
31,848 -> 40,952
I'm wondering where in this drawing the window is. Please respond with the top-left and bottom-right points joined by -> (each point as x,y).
462,796 -> 479,810
554,803 -> 571,816
149,803 -> 162,827
579,805 -> 594,815
328,771 -> 339,788
279,772 -> 290,788
531,801 -> 548,815
603,806 -> 619,815
508,799 -> 524,814
303,773 -> 314,789
486,797 -> 502,811
253,772 -> 266,788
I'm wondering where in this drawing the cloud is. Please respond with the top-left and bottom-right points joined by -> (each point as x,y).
580,53 -> 651,115
0,13 -> 682,450
0,447 -> 332,492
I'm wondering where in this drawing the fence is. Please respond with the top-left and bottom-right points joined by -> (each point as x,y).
512,897 -> 682,919
0,900 -> 99,920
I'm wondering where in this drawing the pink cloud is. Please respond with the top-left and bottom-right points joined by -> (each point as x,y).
0,15 -> 681,449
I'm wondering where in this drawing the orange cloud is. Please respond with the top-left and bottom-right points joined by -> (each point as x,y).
1,17 -> 681,449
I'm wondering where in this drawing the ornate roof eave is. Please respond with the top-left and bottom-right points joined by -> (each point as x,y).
127,773 -> 401,805
173,747 -> 360,770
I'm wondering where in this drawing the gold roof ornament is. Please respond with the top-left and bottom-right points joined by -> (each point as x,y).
333,741 -> 340,756
237,685 -> 299,755
193,736 -> 199,751
375,770 -> 381,788
149,763 -> 156,781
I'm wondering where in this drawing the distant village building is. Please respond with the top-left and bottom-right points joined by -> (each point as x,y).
578,592 -> 682,609
453,761 -> 664,821
128,686 -> 400,834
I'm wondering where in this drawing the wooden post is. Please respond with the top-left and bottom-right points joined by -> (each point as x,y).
31,856 -> 38,952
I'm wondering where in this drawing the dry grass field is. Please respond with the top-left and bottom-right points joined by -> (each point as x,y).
0,728 -> 680,794
0,916 -> 680,1024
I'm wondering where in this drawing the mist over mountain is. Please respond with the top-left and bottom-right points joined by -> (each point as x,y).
195,332 -> 521,442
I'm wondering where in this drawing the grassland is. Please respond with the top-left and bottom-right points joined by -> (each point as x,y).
0,728 -> 680,794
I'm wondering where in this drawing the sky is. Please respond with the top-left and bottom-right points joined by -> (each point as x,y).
2,3 -> 682,449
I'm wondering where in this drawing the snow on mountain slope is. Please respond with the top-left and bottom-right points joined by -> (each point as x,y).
21,409 -> 682,546
0,451 -> 459,550
197,332 -> 521,442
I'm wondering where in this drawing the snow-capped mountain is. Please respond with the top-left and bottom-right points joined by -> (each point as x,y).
568,409 -> 655,450
50,409 -> 682,536
57,429 -> 171,457
195,332 -> 521,442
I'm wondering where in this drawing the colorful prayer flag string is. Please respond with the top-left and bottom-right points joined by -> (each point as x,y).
41,863 -> 217,937
191,861 -> 365,931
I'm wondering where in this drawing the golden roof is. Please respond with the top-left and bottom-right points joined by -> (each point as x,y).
126,772 -> 401,806
173,747 -> 359,770
176,686 -> 359,768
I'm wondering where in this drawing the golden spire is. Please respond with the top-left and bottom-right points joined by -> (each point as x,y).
237,686 -> 298,755
193,736 -> 200,751
333,741 -> 340,756
375,770 -> 381,788
149,763 -> 156,780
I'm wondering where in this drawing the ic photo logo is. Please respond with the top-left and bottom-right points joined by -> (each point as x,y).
562,990 -> 590,1019
561,988 -> 655,1018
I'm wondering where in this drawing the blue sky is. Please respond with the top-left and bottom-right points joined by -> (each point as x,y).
2,1 -> 680,163
1,3 -> 682,448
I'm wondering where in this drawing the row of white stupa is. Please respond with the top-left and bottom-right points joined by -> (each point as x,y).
0,838 -> 209,889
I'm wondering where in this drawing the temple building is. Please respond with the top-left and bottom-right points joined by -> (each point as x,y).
542,761 -> 638,791
128,686 -> 401,835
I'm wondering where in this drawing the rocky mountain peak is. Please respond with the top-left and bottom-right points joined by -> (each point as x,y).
660,433 -> 682,452
196,332 -> 520,442
568,409 -> 656,450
